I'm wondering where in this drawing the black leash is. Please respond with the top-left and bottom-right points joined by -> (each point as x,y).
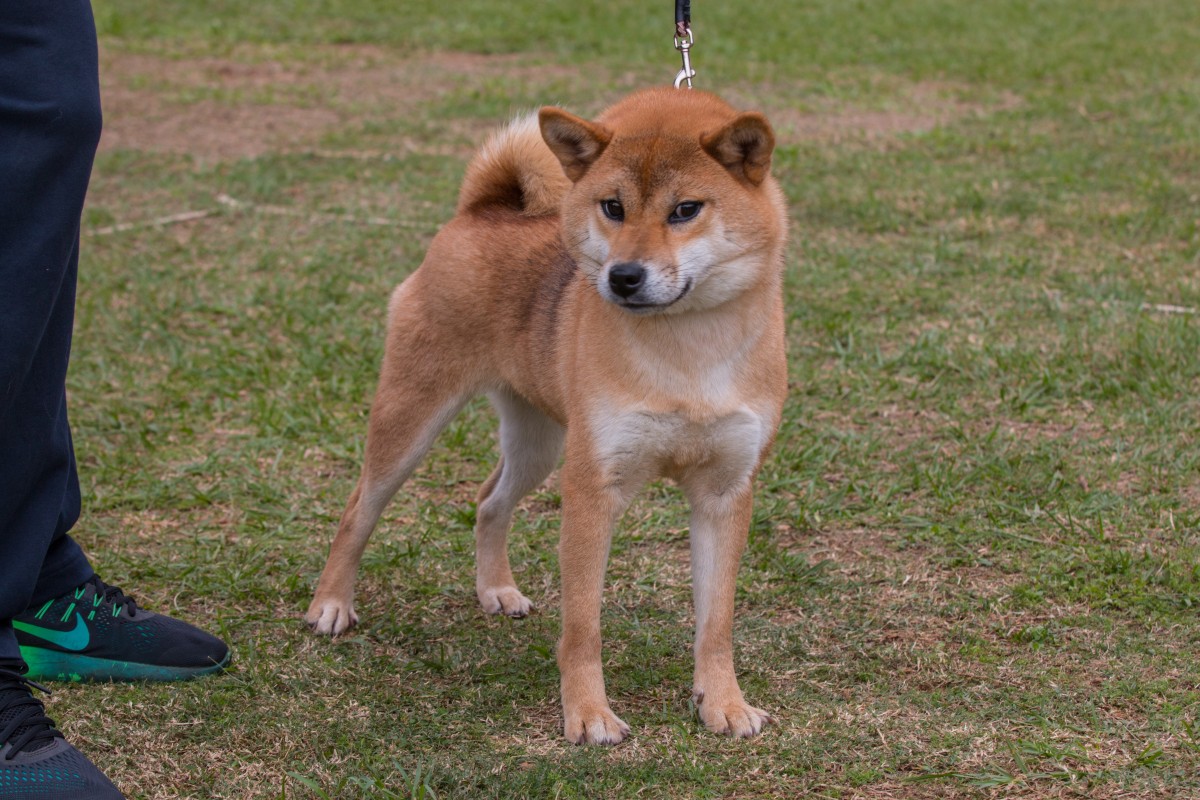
675,0 -> 691,37
673,0 -> 695,88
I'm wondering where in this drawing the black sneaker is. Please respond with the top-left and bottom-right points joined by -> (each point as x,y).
12,576 -> 230,682
0,663 -> 125,799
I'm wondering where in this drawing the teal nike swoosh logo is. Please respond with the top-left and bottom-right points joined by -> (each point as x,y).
13,613 -> 90,651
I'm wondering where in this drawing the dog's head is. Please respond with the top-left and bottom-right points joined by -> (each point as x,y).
539,88 -> 787,315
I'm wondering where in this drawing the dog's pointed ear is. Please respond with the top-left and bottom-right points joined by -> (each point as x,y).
700,112 -> 775,186
539,107 -> 613,182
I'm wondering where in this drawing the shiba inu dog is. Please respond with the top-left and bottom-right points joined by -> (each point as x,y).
306,87 -> 788,744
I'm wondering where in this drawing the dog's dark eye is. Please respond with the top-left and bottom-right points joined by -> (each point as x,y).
669,201 -> 703,223
600,199 -> 625,221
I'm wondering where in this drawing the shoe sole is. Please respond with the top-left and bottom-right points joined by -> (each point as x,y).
17,646 -> 231,682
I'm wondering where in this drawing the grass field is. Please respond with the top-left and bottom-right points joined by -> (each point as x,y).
57,0 -> 1200,797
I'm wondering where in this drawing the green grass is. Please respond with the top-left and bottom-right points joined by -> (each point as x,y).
52,0 -> 1200,797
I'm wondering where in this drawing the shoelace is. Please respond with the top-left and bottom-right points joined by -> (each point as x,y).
83,576 -> 141,618
0,667 -> 63,760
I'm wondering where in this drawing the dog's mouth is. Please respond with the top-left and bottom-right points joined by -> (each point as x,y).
617,279 -> 693,313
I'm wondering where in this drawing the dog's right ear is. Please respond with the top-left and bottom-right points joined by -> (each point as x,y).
539,108 -> 612,182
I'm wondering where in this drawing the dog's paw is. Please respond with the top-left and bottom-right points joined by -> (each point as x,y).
694,691 -> 772,738
564,704 -> 630,746
305,598 -> 359,636
477,585 -> 533,618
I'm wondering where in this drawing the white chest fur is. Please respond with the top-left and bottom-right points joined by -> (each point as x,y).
587,401 -> 770,496
579,296 -> 781,497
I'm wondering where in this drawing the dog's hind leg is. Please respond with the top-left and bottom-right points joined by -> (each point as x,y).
306,321 -> 474,636
474,390 -> 564,617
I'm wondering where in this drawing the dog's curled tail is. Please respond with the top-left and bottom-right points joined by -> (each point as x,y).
457,113 -> 571,218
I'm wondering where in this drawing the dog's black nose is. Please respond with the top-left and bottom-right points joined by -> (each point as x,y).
608,263 -> 646,298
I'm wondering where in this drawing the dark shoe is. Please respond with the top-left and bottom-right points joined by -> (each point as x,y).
13,576 -> 230,682
0,663 -> 125,799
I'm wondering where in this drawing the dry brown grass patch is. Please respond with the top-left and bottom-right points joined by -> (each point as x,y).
98,45 -> 584,161
735,81 -> 1023,145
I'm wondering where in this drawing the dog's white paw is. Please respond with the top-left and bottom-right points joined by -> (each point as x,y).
695,691 -> 772,738
305,598 -> 359,636
477,585 -> 533,618
564,704 -> 630,745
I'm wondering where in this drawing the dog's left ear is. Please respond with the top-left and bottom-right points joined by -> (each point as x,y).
539,107 -> 613,182
700,113 -> 775,186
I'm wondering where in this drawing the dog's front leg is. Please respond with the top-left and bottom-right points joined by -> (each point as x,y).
686,484 -> 772,737
557,456 -> 631,745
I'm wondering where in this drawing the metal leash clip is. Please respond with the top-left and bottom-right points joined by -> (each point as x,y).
676,1 -> 696,88
673,25 -> 696,89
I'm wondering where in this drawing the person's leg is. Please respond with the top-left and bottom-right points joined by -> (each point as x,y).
0,0 -> 229,685
0,0 -> 103,666
1,9 -> 126,797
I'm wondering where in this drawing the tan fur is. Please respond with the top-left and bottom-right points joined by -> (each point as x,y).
458,113 -> 572,217
306,87 -> 789,745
